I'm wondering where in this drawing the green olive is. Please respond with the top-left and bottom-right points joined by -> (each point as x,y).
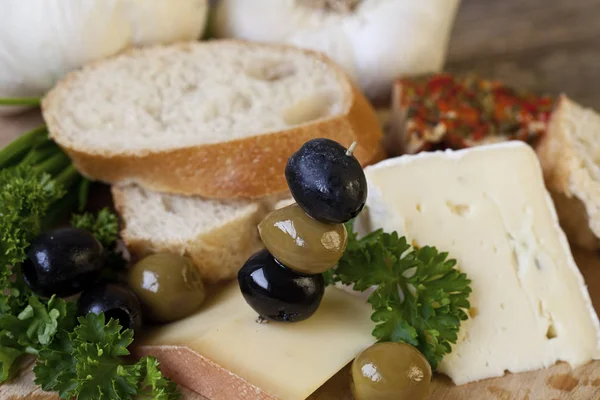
351,342 -> 432,400
258,203 -> 348,274
128,253 -> 205,323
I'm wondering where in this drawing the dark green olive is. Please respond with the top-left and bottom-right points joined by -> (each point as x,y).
128,253 -> 205,323
258,203 -> 347,274
351,342 -> 432,400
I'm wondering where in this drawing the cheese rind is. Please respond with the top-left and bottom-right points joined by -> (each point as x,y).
362,141 -> 600,385
138,282 -> 376,400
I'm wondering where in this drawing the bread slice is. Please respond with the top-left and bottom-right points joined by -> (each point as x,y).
43,40 -> 384,199
537,95 -> 600,250
112,184 -> 269,283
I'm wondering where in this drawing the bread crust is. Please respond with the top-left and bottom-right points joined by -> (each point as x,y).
43,40 -> 385,200
112,186 -> 268,283
133,345 -> 277,400
536,95 -> 600,250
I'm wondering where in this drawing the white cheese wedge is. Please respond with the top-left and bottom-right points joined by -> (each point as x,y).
362,141 -> 600,385
137,282 -> 376,400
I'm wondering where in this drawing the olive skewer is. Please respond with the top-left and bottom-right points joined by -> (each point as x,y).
238,138 -> 367,323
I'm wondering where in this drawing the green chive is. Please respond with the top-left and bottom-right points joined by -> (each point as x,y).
0,97 -> 42,106
77,178 -> 92,212
0,126 -> 48,169
35,152 -> 70,176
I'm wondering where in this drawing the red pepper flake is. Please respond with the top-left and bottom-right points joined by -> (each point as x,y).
397,73 -> 554,153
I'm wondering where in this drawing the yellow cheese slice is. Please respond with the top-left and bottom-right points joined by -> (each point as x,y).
138,282 -> 375,400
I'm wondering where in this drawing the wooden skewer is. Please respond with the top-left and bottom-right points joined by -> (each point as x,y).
346,141 -> 357,156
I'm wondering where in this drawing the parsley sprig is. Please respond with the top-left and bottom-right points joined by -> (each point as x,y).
72,208 -> 127,280
0,127 -> 179,398
0,127 -> 80,379
34,313 -> 180,400
71,208 -> 119,250
0,296 -> 75,380
328,220 -> 472,369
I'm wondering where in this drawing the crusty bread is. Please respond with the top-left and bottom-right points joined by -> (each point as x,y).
43,40 -> 385,199
537,95 -> 600,250
112,184 -> 269,283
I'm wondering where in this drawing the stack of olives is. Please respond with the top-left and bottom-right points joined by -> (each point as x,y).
238,138 -> 367,322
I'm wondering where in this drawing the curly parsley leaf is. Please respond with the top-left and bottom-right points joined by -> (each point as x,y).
17,296 -> 77,348
33,330 -> 77,396
0,163 -> 71,381
0,296 -> 75,381
0,345 -> 22,382
137,356 -> 181,400
0,165 -> 64,302
332,219 -> 471,369
71,208 -> 119,250
34,313 -> 180,400
72,208 -> 126,280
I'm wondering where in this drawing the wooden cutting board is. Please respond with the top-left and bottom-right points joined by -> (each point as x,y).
2,113 -> 600,400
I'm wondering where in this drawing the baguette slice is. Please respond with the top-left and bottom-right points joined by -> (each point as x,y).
537,95 -> 600,250
112,184 -> 269,283
43,40 -> 384,199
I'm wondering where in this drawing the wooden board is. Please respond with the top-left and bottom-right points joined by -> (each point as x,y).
3,112 -> 600,400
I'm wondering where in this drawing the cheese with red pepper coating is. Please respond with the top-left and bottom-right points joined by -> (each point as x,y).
387,74 -> 554,155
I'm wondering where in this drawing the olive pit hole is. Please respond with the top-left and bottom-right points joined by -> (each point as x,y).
105,309 -> 131,331
21,259 -> 38,287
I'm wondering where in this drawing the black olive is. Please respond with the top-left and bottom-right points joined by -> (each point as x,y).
22,227 -> 105,298
238,249 -> 325,322
285,138 -> 367,223
77,283 -> 143,332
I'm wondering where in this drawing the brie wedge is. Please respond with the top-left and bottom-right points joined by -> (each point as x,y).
362,141 -> 600,385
